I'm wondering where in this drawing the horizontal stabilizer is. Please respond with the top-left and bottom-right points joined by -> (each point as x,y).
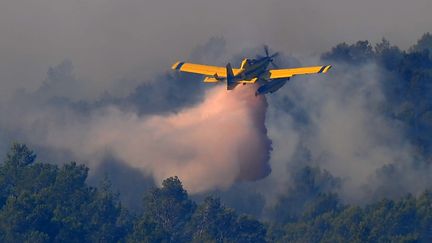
203,77 -> 219,82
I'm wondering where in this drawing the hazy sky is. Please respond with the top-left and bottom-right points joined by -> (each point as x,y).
1,0 -> 431,98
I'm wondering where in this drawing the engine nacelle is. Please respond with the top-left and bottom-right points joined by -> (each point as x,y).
255,78 -> 289,96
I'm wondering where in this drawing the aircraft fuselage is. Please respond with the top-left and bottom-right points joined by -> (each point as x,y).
231,57 -> 290,95
236,57 -> 272,82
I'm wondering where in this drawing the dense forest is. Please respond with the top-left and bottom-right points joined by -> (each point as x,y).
3,33 -> 432,242
2,143 -> 432,242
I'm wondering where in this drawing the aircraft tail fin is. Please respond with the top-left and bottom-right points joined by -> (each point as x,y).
226,63 -> 238,90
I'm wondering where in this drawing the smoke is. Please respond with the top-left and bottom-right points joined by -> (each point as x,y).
17,84 -> 270,193
2,0 -> 432,214
0,37 -> 272,199
1,35 -> 432,210
264,59 -> 416,203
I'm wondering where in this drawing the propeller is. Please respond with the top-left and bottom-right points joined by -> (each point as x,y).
262,45 -> 279,68
264,45 -> 270,56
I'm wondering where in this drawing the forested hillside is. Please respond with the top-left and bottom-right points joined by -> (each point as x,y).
0,144 -> 266,242
1,143 -> 432,242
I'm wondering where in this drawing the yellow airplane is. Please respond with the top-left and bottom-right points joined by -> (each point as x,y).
172,46 -> 331,95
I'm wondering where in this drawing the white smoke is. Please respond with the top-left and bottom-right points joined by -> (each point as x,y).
265,61 -> 414,203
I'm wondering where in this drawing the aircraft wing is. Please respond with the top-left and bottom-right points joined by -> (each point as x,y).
172,61 -> 241,77
269,65 -> 331,79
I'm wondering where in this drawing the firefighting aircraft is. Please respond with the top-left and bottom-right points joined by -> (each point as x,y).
172,46 -> 331,95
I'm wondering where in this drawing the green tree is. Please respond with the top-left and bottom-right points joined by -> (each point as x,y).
410,32 -> 432,55
270,166 -> 342,223
321,40 -> 374,64
136,176 -> 196,242
189,197 -> 266,243
0,144 -> 128,242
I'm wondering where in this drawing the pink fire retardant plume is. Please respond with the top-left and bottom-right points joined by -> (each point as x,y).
45,84 -> 272,193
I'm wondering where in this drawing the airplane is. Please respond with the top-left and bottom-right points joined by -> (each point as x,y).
172,46 -> 331,96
